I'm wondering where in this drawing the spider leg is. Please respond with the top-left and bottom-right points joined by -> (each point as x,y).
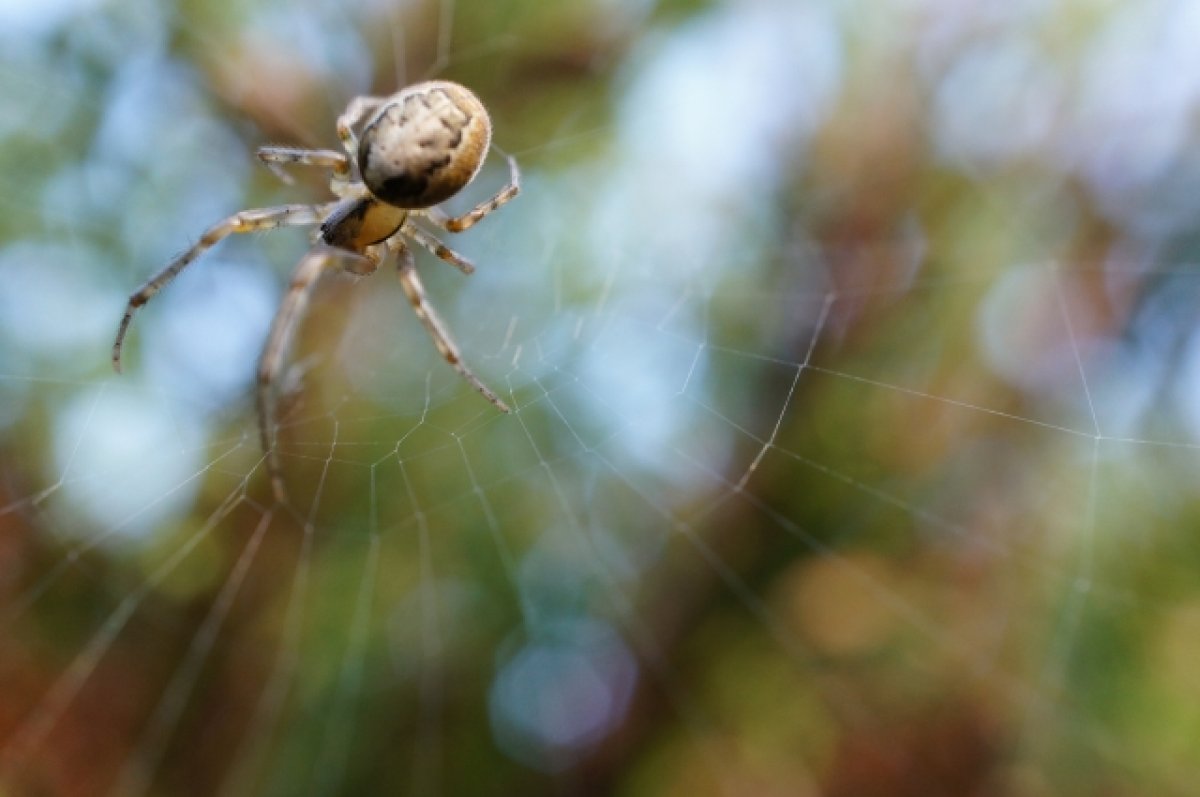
391,240 -> 510,413
113,204 -> 326,373
257,244 -> 382,502
256,146 -> 352,195
402,221 -> 476,275
336,96 -> 387,160
422,154 -> 520,233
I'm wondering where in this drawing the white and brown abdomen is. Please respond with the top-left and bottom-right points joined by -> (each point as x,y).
357,80 -> 493,209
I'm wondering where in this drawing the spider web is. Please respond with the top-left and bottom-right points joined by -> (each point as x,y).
3,0 -> 1200,795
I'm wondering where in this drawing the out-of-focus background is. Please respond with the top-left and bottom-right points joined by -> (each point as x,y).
3,0 -> 1200,794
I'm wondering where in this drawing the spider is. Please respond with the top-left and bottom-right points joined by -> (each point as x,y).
112,80 -> 520,501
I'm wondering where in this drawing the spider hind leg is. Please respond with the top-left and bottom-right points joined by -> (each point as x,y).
256,146 -> 353,195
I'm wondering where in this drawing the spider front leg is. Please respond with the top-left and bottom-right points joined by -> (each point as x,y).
256,244 -> 383,502
113,204 -> 326,372
403,221 -> 476,275
392,240 -> 510,413
423,154 -> 521,233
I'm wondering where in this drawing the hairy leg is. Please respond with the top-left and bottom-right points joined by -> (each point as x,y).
256,146 -> 352,195
256,245 -> 381,502
403,222 -> 476,275
422,154 -> 520,233
113,204 -> 325,372
392,240 -> 510,413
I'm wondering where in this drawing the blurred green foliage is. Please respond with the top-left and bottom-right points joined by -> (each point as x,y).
3,0 -> 1200,795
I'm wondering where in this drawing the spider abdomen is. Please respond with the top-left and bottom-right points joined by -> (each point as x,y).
358,81 -> 492,210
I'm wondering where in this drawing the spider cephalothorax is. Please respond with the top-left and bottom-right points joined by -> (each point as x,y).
113,80 -> 520,501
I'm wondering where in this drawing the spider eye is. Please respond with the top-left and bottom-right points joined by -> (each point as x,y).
357,81 -> 492,210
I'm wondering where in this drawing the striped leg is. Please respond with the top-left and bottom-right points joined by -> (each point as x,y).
336,96 -> 387,159
256,146 -> 351,194
403,221 -> 476,275
256,245 -> 381,502
113,204 -> 325,373
423,154 -> 520,233
392,240 -> 510,413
